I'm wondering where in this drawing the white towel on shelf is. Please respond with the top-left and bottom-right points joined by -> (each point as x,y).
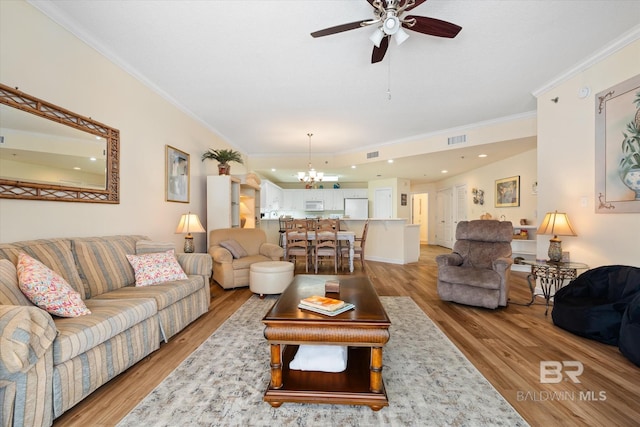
289,345 -> 348,373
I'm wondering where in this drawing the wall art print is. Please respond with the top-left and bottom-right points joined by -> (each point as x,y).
166,145 -> 190,203
595,74 -> 640,213
495,176 -> 520,207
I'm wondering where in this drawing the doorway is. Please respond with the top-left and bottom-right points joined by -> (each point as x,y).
411,193 -> 428,244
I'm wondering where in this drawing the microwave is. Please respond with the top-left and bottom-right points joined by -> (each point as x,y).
304,200 -> 324,211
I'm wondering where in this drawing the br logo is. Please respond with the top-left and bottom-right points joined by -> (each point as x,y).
540,361 -> 583,384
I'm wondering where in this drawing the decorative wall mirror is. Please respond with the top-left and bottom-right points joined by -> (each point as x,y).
0,83 -> 119,203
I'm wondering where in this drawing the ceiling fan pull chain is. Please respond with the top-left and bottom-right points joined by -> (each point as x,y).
387,54 -> 392,100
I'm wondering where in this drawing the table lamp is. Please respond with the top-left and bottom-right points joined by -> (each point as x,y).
537,210 -> 577,263
175,212 -> 205,253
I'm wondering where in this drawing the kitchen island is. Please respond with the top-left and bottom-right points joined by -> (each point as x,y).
260,218 -> 420,266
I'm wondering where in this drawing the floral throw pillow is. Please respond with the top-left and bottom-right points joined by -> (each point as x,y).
17,252 -> 91,317
126,249 -> 188,287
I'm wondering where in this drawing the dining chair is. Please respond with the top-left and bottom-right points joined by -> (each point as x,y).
285,226 -> 312,273
340,219 -> 369,271
278,217 -> 293,247
314,222 -> 338,274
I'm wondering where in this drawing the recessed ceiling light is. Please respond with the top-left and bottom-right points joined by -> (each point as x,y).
387,159 -> 394,163
351,165 -> 356,169
73,167 -> 81,170
478,154 -> 487,158
89,157 -> 97,161
441,170 -> 448,174
271,168 -> 276,172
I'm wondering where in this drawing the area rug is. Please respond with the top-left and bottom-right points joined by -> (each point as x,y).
118,296 -> 528,427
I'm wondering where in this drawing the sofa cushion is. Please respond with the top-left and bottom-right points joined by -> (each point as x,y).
72,236 -> 145,298
0,259 -> 33,306
52,297 -> 157,364
135,240 -> 175,255
219,239 -> 248,259
92,276 -> 204,311
231,254 -> 272,270
17,253 -> 91,318
126,250 -> 188,286
0,239 -> 85,298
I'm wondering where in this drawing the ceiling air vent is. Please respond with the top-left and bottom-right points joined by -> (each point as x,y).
447,134 -> 467,145
366,151 -> 379,159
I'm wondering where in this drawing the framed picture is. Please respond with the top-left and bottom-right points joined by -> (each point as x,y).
595,74 -> 640,213
165,145 -> 190,203
495,176 -> 520,207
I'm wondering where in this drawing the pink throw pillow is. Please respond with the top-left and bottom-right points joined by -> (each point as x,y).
17,252 -> 91,317
126,249 -> 188,287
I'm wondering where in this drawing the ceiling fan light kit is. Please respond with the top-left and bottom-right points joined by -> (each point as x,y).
311,0 -> 461,63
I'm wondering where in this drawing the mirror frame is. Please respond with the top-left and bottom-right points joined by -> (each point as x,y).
0,83 -> 119,203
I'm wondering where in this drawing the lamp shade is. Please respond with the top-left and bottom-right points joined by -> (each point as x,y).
537,211 -> 577,237
175,212 -> 205,235
370,28 -> 385,47
395,27 -> 410,45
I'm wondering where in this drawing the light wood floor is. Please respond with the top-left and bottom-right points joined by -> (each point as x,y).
55,246 -> 640,426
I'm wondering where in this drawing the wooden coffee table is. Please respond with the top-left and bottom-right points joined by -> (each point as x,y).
262,274 -> 391,411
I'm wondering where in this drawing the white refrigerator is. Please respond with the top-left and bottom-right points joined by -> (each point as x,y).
343,198 -> 368,219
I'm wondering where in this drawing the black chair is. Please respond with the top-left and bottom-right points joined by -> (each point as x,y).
552,265 -> 640,346
619,292 -> 640,366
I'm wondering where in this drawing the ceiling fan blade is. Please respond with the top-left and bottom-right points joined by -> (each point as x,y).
404,0 -> 428,12
403,15 -> 462,38
371,36 -> 390,63
311,20 -> 369,38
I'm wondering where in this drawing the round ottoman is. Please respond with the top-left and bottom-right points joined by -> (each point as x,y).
250,261 -> 294,298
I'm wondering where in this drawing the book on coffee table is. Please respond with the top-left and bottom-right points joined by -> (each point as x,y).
300,295 -> 346,311
298,302 -> 356,317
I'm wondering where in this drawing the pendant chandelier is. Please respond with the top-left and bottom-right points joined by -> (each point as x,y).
297,133 -> 324,183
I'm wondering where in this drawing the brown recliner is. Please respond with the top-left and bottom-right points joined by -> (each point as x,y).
436,220 -> 514,309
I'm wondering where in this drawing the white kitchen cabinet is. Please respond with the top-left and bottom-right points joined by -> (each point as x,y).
325,189 -> 343,210
279,188 -> 368,212
283,189 -> 304,211
261,180 -> 283,212
342,188 -> 368,199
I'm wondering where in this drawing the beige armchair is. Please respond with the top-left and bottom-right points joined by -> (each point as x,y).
209,228 -> 284,289
435,220 -> 513,309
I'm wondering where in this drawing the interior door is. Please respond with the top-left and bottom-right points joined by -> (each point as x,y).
436,187 -> 453,248
373,187 -> 393,219
454,184 -> 468,231
411,193 -> 428,244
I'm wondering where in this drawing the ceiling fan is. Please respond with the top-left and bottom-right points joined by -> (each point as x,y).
311,0 -> 462,63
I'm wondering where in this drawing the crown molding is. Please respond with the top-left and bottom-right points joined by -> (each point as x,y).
532,24 -> 640,97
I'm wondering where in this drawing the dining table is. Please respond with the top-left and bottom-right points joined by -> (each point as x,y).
282,230 -> 356,273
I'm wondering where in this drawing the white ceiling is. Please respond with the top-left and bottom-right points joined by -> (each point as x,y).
30,0 -> 640,183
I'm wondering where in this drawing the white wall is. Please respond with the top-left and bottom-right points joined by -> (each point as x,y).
414,149 -> 538,243
0,1 -> 241,252
535,39 -> 640,267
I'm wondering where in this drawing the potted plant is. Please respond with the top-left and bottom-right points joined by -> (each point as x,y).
202,148 -> 244,175
618,92 -> 640,199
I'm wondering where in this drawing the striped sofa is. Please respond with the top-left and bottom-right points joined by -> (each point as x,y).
0,235 -> 212,427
